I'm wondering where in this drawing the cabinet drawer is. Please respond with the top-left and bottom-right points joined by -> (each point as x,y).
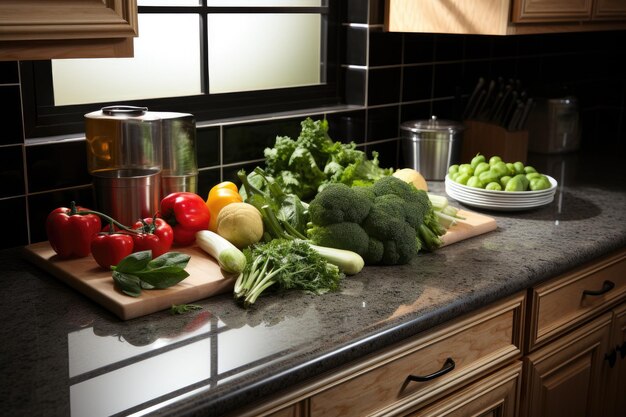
309,293 -> 525,417
406,361 -> 522,417
528,248 -> 626,351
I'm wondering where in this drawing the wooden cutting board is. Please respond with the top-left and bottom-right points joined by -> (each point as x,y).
23,210 -> 496,321
441,209 -> 497,247
23,242 -> 236,321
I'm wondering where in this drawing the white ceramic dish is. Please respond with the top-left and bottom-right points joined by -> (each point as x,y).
444,174 -> 558,211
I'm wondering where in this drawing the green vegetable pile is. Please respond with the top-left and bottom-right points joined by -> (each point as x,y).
111,251 -> 191,297
251,117 -> 392,201
306,175 -> 447,266
234,239 -> 343,308
449,153 -> 552,191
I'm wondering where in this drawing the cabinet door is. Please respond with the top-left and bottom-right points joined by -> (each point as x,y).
605,303 -> 626,417
0,0 -> 138,60
405,362 -> 522,417
594,0 -> 626,19
522,312 -> 613,417
512,0 -> 594,22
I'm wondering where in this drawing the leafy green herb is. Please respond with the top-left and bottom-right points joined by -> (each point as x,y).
111,251 -> 191,297
170,304 -> 203,315
234,239 -> 343,308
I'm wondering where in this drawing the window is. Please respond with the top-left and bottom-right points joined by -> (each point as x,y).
21,1 -> 341,138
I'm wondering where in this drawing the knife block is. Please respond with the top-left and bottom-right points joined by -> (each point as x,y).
461,120 -> 528,164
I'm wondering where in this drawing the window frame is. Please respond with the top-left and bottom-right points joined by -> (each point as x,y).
20,2 -> 342,139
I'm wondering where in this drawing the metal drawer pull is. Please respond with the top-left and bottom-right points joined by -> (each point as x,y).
407,358 -> 455,382
582,280 -> 615,296
605,349 -> 617,368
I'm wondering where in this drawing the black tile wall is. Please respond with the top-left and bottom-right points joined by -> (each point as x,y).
0,85 -> 23,146
26,141 -> 91,192
1,6 -> 626,249
0,145 -> 25,198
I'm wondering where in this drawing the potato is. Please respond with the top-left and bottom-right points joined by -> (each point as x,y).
392,168 -> 428,191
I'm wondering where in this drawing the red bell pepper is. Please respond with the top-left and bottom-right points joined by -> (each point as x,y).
160,192 -> 210,246
132,217 -> 174,258
46,202 -> 102,258
91,229 -> 134,269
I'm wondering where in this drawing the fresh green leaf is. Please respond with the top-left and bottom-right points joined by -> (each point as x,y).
134,268 -> 190,289
148,252 -> 191,269
170,304 -> 203,315
112,271 -> 142,297
114,250 -> 152,273
111,251 -> 192,297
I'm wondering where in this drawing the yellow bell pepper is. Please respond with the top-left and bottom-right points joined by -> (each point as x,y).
206,181 -> 243,232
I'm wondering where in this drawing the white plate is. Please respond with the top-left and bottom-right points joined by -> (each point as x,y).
445,174 -> 557,211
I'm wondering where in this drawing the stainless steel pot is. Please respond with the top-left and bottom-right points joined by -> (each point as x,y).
84,106 -> 199,226
400,116 -> 465,180
85,106 -> 162,226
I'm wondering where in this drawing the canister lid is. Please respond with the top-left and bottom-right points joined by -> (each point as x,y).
400,115 -> 465,134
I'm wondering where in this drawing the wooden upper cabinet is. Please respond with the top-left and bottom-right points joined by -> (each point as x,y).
385,0 -> 626,35
0,0 -> 138,61
594,0 -> 626,19
512,0 -> 594,23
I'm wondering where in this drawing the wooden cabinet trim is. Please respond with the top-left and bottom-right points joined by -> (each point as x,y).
512,0 -> 594,23
0,1 -> 138,41
527,248 -> 626,352
0,0 -> 137,60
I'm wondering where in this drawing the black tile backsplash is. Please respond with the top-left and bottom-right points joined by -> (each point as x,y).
196,127 -> 220,169
26,141 -> 91,193
0,85 -> 23,146
368,67 -> 402,105
2,5 -> 626,248
0,145 -> 25,198
0,197 -> 28,249
0,61 -> 19,83
222,118 -> 302,165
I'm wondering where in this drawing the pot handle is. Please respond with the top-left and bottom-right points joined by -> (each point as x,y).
102,105 -> 148,116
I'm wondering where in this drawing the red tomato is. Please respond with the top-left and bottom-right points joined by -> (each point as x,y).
91,233 -> 134,269
132,217 -> 174,258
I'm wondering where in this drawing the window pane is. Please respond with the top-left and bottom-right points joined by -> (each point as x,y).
207,14 -> 322,94
138,0 -> 200,5
52,14 -> 202,106
206,0 -> 321,5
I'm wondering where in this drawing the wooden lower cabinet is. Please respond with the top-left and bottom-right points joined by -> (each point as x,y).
521,312 -> 613,417
404,361 -> 522,417
604,303 -> 626,417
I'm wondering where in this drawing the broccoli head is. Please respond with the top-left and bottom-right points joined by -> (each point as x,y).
306,174 -> 444,266
308,183 -> 373,226
307,222 -> 370,257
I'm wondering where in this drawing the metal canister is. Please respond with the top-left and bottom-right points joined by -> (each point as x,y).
84,105 -> 162,226
153,112 -> 198,198
528,97 -> 580,154
400,116 -> 465,180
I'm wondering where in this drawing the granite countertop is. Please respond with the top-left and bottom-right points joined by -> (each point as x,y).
1,151 -> 626,417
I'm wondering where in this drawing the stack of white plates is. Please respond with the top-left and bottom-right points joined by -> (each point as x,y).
444,175 -> 557,211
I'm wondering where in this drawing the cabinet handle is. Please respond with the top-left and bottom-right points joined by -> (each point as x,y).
605,349 -> 617,368
618,342 -> 626,359
406,358 -> 455,382
582,280 -> 615,297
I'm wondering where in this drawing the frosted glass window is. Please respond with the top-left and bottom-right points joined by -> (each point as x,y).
139,0 -> 199,5
52,14 -> 202,106
207,14 -> 321,94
